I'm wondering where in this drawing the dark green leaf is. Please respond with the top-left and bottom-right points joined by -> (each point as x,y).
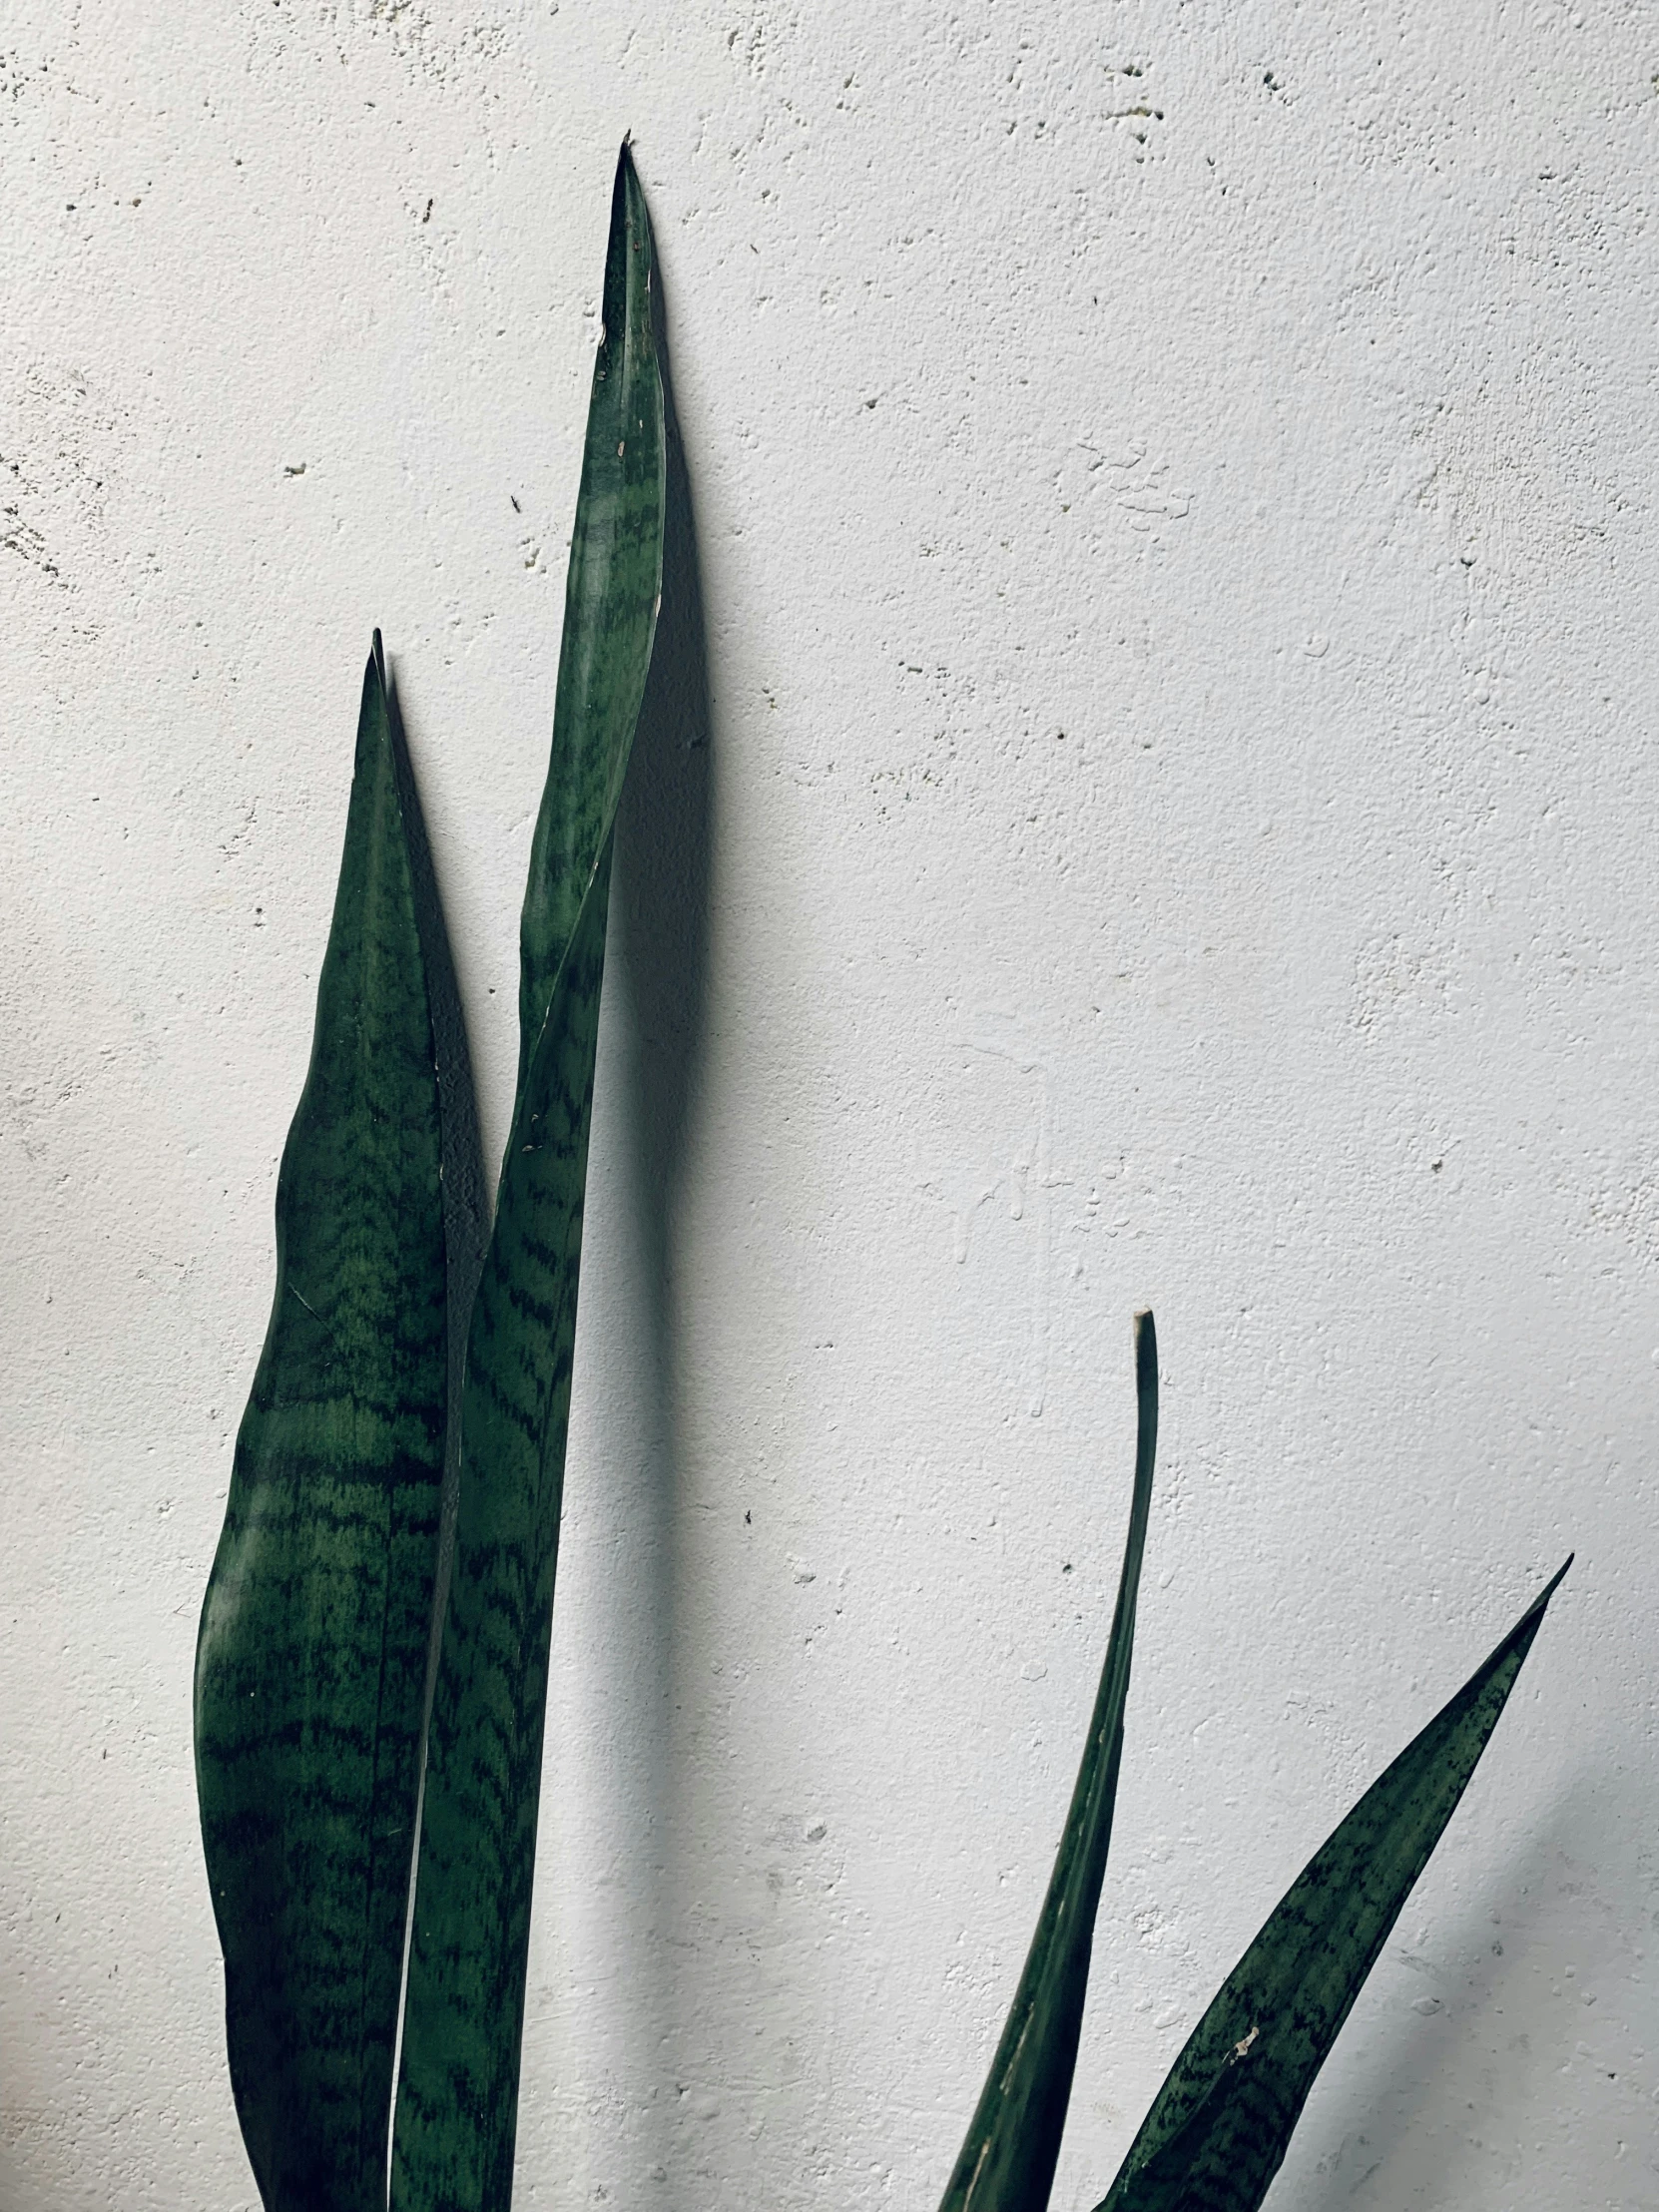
390,143 -> 666,2212
195,636 -> 448,2211
515,144 -> 669,1106
1097,1556 -> 1571,2212
939,1311 -> 1161,2212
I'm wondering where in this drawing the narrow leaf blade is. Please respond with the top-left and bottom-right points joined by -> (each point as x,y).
939,1311 -> 1161,2212
515,141 -> 668,1103
195,638 -> 448,2210
390,144 -> 666,2212
1098,1557 -> 1571,2212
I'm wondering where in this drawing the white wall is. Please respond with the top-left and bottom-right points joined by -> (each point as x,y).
3,4 -> 1655,2207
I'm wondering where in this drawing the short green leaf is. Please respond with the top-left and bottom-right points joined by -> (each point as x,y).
939,1311 -> 1160,2212
195,636 -> 448,2211
1096,1555 -> 1571,2212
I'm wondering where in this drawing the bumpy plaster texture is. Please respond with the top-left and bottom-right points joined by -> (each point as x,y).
3,5 -> 1656,2208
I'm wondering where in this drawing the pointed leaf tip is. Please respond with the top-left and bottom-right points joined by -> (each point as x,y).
614,137 -> 641,206
1095,1556 -> 1568,2212
196,640 -> 446,2207
1512,1551 -> 1572,1633
390,143 -> 666,2212
938,1319 -> 1159,2212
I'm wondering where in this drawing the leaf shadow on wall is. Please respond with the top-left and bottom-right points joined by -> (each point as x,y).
377,266 -> 714,2195
614,125 -> 715,1308
1285,1791 -> 1583,2212
606,256 -> 716,2177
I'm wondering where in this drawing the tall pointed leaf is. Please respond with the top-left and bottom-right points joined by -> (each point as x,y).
515,144 -> 668,1103
390,143 -> 666,2212
939,1310 -> 1160,2212
1097,1556 -> 1571,2212
195,636 -> 449,2211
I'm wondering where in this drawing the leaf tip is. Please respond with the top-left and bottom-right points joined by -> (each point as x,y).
614,135 -> 643,211
1537,1551 -> 1573,1608
604,137 -> 655,334
1498,1552 -> 1572,1657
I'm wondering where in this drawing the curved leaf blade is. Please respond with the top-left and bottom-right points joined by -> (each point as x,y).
939,1310 -> 1160,2212
195,637 -> 448,2211
390,143 -> 666,2212
1097,1556 -> 1571,2212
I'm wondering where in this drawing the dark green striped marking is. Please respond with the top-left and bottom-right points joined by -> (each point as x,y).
389,142 -> 666,2212
1096,1557 -> 1571,2212
195,636 -> 448,2211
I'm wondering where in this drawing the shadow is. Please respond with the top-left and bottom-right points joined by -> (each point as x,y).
605,246 -> 716,2185
1285,1792 -> 1584,2211
616,238 -> 715,1306
382,655 -> 490,1661
373,244 -> 714,2199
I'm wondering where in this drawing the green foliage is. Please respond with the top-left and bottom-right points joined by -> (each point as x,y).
195,634 -> 447,2212
194,144 -> 663,2212
389,145 -> 665,2212
194,143 -> 1568,2212
939,1313 -> 1159,2212
1094,1560 -> 1568,2212
944,1317 -> 1567,2212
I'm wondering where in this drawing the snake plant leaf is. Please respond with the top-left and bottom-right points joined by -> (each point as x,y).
1096,1554 -> 1571,2212
390,141 -> 666,2212
194,635 -> 448,2212
939,1311 -> 1160,2212
515,146 -> 668,1105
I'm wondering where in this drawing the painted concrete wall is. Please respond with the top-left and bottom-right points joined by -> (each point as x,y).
3,4 -> 1655,2207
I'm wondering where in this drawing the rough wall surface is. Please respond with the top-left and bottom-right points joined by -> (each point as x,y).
2,4 -> 1655,2207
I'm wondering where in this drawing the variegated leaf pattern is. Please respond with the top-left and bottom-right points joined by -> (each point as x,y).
1096,1558 -> 1570,2212
195,635 -> 448,2211
389,143 -> 667,2212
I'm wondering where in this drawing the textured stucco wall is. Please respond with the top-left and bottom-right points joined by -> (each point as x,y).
3,4 -> 1656,2207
